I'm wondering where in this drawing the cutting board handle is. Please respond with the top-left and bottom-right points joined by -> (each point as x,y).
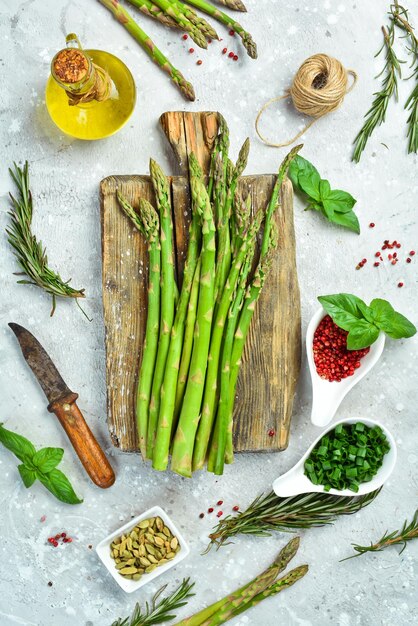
159,111 -> 220,175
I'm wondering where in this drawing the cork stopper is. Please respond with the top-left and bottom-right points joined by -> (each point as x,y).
53,48 -> 89,84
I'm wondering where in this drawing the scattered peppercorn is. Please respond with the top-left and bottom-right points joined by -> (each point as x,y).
222,47 -> 227,54
40,515 -> 46,523
216,511 -> 223,518
197,60 -> 203,65
199,513 -> 205,519
189,48 -> 195,53
268,429 -> 276,437
88,545 -> 93,549
407,258 -> 412,263
217,500 -> 223,506
48,582 -> 53,587
229,29 -> 235,35
208,507 -> 214,513
369,222 -> 375,228
374,262 -> 380,267
208,39 -> 212,44
410,250 -> 416,256
398,282 -> 404,288
228,51 -> 234,58
182,34 -> 188,40
233,55 -> 238,61
313,315 -> 370,382
232,505 -> 240,512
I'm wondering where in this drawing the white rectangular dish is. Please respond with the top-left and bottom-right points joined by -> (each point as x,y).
96,505 -> 190,593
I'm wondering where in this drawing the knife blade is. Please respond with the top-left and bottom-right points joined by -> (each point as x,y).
9,323 -> 115,489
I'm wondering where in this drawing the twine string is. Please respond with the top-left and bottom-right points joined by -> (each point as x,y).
255,53 -> 357,148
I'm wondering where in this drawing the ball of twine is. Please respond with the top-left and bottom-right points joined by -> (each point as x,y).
255,53 -> 357,147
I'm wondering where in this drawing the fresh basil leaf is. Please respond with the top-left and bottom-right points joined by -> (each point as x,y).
328,210 -> 360,234
320,202 -> 334,219
323,189 -> 356,213
37,468 -> 83,505
289,156 -> 321,201
18,464 -> 37,488
319,179 -> 331,199
347,320 -> 380,350
33,447 -> 64,474
370,298 -> 417,339
305,201 -> 322,212
0,423 -> 36,464
297,173 -> 321,201
318,293 -> 368,331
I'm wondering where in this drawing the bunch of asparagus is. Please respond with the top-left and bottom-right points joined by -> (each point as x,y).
173,537 -> 308,625
97,0 -> 256,101
117,117 -> 301,477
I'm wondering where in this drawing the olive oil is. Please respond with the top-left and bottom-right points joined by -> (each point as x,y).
46,36 -> 136,140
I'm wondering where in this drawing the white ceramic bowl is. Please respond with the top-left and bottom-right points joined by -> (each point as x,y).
307,307 -> 385,427
272,417 -> 397,498
96,505 -> 190,593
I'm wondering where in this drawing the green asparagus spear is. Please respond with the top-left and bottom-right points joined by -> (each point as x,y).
170,169 -> 216,478
152,157 -> 202,471
97,0 -> 195,101
192,209 -> 263,471
183,0 -> 257,58
208,115 -> 229,201
215,0 -> 247,11
208,249 -> 252,473
173,257 -> 201,424
227,565 -> 309,621
172,0 -> 219,40
174,537 -> 301,626
151,0 -> 208,48
116,193 -> 161,460
147,159 -> 177,460
126,0 -> 178,27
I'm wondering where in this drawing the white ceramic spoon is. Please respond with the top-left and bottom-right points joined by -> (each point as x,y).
273,417 -> 397,498
307,307 -> 385,428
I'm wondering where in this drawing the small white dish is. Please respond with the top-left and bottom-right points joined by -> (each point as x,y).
272,417 -> 397,498
96,506 -> 190,593
307,307 -> 385,427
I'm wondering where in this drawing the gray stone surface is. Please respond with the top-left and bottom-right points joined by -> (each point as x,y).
0,0 -> 417,624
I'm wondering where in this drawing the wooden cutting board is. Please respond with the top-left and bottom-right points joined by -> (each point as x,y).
100,111 -> 301,455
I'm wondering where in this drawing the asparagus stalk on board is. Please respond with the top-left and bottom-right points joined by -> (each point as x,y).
116,193 -> 161,460
215,0 -> 247,11
152,155 -> 202,471
192,209 -> 263,472
146,159 -> 177,459
173,258 -> 201,423
126,0 -> 178,27
151,0 -> 209,48
174,537 -> 302,626
172,0 -> 219,40
97,0 -> 195,101
183,0 -> 257,58
170,166 -> 216,478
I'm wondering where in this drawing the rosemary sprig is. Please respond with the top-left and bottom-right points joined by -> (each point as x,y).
342,509 -> 418,561
206,489 -> 382,552
6,162 -> 85,316
352,21 -> 403,162
111,578 -> 195,626
391,2 -> 418,153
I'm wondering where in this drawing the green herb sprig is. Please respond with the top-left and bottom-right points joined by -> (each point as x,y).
206,488 -> 381,552
318,293 -> 416,350
342,509 -> 418,560
288,155 -> 359,233
111,578 -> 195,626
353,1 -> 418,160
6,162 -> 86,316
0,423 -> 82,505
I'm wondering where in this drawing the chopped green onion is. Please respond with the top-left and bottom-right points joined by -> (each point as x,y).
304,422 -> 390,492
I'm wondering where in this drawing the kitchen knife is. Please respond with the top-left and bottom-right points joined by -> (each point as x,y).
9,322 -> 115,489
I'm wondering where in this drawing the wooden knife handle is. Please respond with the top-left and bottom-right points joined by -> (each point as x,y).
48,392 -> 115,489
